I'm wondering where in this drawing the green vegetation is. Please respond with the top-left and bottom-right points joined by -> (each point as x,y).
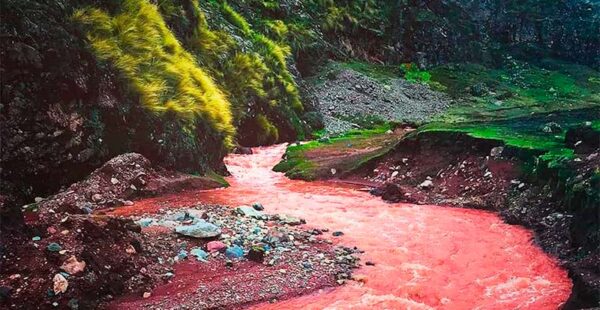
400,63 -> 431,83
273,124 -> 400,179
74,0 -> 235,148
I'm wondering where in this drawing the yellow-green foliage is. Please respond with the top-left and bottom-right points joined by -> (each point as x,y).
220,1 -> 303,112
221,2 -> 251,35
189,1 -> 235,65
224,53 -> 269,100
256,113 -> 279,144
73,0 -> 235,147
264,19 -> 289,39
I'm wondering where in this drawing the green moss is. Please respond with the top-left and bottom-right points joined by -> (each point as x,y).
273,124 -> 397,179
74,0 -> 235,148
400,63 -> 431,83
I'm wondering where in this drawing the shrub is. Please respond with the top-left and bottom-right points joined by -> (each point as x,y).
73,0 -> 235,147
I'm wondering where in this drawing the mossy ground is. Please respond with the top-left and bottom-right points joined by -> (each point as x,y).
273,124 -> 405,180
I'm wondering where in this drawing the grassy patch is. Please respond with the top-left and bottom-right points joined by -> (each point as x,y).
273,124 -> 403,179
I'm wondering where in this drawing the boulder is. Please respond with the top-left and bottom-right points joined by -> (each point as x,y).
235,206 -> 264,219
174,221 -> 221,238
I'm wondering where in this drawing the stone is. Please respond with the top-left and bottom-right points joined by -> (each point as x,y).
143,292 -> 151,299
206,241 -> 227,252
235,206 -> 264,219
91,194 -> 102,202
34,197 -> 43,203
490,146 -> 504,158
190,248 -> 208,262
136,218 -> 154,228
252,203 -> 264,211
542,122 -> 562,134
32,236 -> 41,241
365,261 -> 376,266
176,249 -> 188,260
332,231 -> 344,237
246,246 -> 266,263
175,221 -> 221,238
60,256 -> 86,275
47,243 -> 62,252
278,214 -> 305,226
110,177 -> 119,185
53,274 -> 68,294
352,274 -> 368,283
419,180 -> 433,189
125,245 -> 137,254
225,245 -> 244,259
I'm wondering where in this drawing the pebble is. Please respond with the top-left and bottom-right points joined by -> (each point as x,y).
47,243 -> 62,252
32,236 -> 41,241
206,241 -> 227,252
143,292 -> 151,299
252,203 -> 264,211
225,245 -> 244,259
60,256 -> 86,275
190,248 -> 209,262
332,231 -> 344,237
53,273 -> 68,294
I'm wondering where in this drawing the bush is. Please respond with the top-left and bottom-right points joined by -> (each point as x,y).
74,0 -> 235,148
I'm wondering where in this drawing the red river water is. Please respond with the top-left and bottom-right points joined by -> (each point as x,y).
117,144 -> 572,309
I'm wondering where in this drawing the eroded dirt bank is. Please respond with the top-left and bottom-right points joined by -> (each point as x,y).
355,133 -> 599,308
109,145 -> 571,309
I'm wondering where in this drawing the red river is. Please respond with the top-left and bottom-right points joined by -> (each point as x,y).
115,144 -> 572,309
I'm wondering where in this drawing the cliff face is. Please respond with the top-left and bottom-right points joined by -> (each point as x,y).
385,0 -> 600,68
1,0 -> 598,206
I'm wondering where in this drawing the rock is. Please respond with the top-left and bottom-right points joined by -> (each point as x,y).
125,245 -> 137,254
143,292 -> 151,299
175,221 -> 221,238
278,214 -> 305,226
34,197 -> 43,203
352,274 -> 368,283
378,183 -> 404,203
225,245 -> 244,259
391,171 -> 399,178
190,248 -> 208,261
542,122 -> 562,134
330,168 -> 337,175
490,146 -> 504,158
47,243 -> 62,252
136,218 -> 154,227
53,274 -> 68,294
470,83 -> 487,96
206,241 -> 227,252
252,203 -> 264,211
91,194 -> 102,202
332,231 -> 344,237
246,246 -> 265,262
32,236 -> 41,241
233,146 -> 253,154
235,206 -> 264,219
484,171 -> 492,178
365,261 -> 376,266
176,249 -> 188,260
60,256 -> 86,275
110,177 -> 119,185
123,200 -> 134,206
418,180 -> 433,189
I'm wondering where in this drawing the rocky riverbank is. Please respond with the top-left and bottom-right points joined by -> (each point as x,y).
0,153 -> 360,309
353,132 -> 600,308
